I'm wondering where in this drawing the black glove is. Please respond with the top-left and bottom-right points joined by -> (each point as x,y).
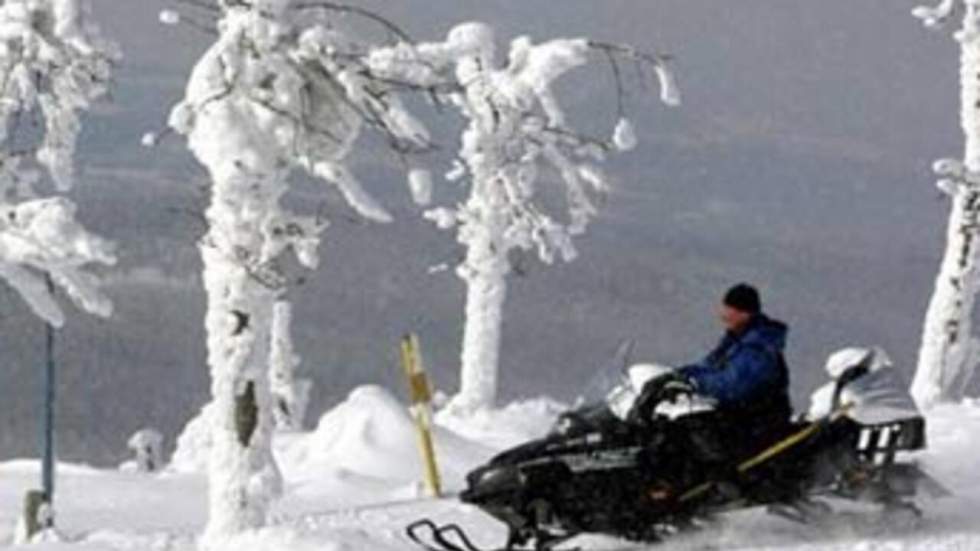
628,372 -> 695,426
657,376 -> 696,404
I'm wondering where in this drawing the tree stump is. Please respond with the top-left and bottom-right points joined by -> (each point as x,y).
21,490 -> 46,541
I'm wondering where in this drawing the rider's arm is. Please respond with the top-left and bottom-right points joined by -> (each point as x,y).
681,343 -> 781,407
678,359 -> 714,380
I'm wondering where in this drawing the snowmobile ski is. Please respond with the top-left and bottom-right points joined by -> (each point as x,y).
406,518 -> 579,551
406,518 -> 504,551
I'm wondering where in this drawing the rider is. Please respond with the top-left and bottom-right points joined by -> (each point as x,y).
634,283 -> 792,437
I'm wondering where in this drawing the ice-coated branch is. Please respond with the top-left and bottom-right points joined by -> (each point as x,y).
398,28 -> 680,267
0,198 -> 116,326
158,8 -> 219,36
913,0 -> 961,30
0,0 -> 118,325
291,1 -> 414,44
0,0 -> 120,191
931,157 -> 980,195
588,41 -> 681,108
173,0 -> 220,12
912,0 -> 980,44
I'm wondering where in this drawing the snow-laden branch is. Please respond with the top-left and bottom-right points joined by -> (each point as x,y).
0,0 -> 118,326
291,1 -> 413,44
0,197 -> 115,326
372,25 -> 680,264
931,157 -> 980,195
914,0 -> 960,30
0,0 -> 118,190
912,0 -> 980,43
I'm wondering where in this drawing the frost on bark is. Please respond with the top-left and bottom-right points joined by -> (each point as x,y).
0,0 -> 118,326
913,0 -> 980,407
162,0 -> 430,542
368,24 -> 679,411
270,299 -> 311,431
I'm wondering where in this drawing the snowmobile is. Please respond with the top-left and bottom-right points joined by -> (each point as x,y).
407,344 -> 949,551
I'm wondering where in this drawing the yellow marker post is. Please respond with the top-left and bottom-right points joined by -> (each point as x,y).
400,334 -> 442,498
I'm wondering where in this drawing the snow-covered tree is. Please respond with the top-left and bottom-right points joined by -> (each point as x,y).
0,0 -> 117,327
912,0 -> 980,408
270,299 -> 311,431
161,0 -> 430,543
125,428 -> 165,473
368,23 -> 679,411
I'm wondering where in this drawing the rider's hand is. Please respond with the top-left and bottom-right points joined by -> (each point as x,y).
629,371 -> 694,425
627,402 -> 652,426
657,378 -> 696,403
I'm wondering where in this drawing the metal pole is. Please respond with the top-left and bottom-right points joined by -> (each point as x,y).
41,273 -> 55,521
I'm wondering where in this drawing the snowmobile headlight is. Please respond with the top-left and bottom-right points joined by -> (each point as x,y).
478,466 -> 517,488
555,416 -> 575,435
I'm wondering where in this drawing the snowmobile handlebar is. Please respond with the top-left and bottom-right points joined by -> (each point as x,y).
627,372 -> 696,425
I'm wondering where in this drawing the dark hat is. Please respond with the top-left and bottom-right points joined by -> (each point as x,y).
723,283 -> 761,314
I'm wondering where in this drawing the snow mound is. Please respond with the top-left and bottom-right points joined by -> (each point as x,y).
168,404 -> 213,474
435,396 -> 565,450
921,399 -> 980,495
209,525 -> 401,551
278,386 -> 496,493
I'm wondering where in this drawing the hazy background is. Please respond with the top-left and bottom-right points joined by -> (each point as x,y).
0,1 -> 970,465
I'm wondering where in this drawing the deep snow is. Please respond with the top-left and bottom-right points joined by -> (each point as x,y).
2,388 -> 979,550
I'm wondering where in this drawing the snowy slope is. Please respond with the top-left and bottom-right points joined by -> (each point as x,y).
2,391 -> 979,551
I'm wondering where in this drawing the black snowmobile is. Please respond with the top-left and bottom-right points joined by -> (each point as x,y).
407,344 -> 948,551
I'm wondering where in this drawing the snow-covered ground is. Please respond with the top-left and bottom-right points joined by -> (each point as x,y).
2,388 -> 979,551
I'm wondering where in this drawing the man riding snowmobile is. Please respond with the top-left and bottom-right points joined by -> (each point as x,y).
412,286 -> 944,551
630,283 -> 793,490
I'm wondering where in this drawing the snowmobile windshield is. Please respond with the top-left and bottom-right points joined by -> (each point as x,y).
575,340 -> 636,407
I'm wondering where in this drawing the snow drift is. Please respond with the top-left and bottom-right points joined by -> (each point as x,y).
278,385 -> 497,495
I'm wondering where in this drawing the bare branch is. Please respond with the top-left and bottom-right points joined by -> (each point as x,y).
599,47 -> 625,119
172,0 -> 221,12
291,1 -> 414,44
169,12 -> 219,36
587,41 -> 673,68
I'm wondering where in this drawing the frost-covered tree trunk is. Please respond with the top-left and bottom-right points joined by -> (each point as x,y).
270,299 -> 311,431
457,224 -> 510,409
197,164 -> 284,543
453,62 -> 514,410
913,1 -> 980,407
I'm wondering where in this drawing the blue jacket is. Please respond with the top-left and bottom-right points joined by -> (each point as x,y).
680,314 -> 791,413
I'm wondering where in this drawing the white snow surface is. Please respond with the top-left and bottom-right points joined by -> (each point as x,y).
3,392 -> 980,550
